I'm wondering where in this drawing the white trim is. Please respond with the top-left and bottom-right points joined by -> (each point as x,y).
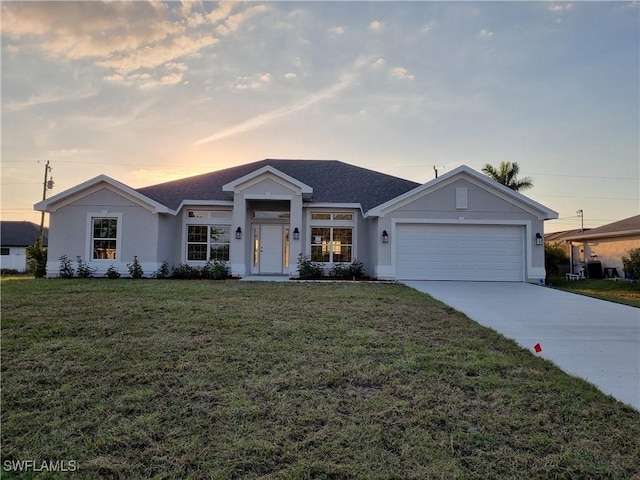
85,212 -> 123,264
243,193 -> 295,201
35,175 -> 172,214
222,166 -> 313,195
366,165 -> 558,220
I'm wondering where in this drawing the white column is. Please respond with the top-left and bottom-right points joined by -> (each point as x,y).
230,193 -> 247,277
289,193 -> 303,275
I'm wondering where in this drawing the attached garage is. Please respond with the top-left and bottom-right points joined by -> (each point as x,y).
396,223 -> 525,281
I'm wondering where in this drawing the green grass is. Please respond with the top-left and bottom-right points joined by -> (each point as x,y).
550,277 -> 640,307
2,278 -> 639,479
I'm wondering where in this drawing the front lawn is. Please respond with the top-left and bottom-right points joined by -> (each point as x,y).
2,279 -> 639,479
550,277 -> 640,307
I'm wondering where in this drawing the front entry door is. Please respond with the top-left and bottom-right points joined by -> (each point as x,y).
259,225 -> 284,274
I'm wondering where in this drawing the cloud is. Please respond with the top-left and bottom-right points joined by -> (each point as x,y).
0,1 -> 265,88
4,89 -> 98,112
391,66 -> 414,80
284,72 -> 297,79
369,20 -> 382,32
193,70 -> 358,146
372,58 -> 386,67
233,73 -> 272,90
328,26 -> 345,36
479,29 -> 494,39
547,3 -> 573,12
216,4 -> 267,36
95,35 -> 217,75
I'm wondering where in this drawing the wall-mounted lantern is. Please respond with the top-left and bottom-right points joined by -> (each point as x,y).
535,233 -> 543,246
235,227 -> 242,240
382,230 -> 389,243
293,227 -> 300,240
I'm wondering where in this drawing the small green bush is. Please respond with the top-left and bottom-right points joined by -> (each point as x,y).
58,255 -> 75,278
202,259 -> 228,280
297,254 -> 323,279
76,256 -> 97,278
26,240 -> 47,278
622,248 -> 640,279
127,256 -> 144,279
105,265 -> 121,279
171,264 -> 201,279
153,260 -> 171,279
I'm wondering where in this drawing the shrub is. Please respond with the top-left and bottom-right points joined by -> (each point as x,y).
202,259 -> 228,280
171,263 -> 201,279
153,260 -> 171,279
622,248 -> 640,280
127,256 -> 144,279
58,255 -> 75,278
105,265 -> 121,279
297,254 -> 323,279
75,256 -> 97,278
545,243 -> 569,277
329,260 -> 364,279
26,240 -> 47,278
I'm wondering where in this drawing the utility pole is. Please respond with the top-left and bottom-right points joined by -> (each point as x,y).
39,161 -> 54,244
576,209 -> 584,233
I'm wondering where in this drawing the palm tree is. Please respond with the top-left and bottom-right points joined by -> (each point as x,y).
481,162 -> 534,192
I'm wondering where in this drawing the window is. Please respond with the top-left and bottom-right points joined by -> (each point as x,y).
253,211 -> 290,219
92,218 -> 118,260
311,212 -> 353,221
310,227 -> 352,263
188,210 -> 232,219
187,225 -> 230,261
1,248 -> 9,256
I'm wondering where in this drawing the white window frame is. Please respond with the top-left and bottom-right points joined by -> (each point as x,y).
86,212 -> 123,262
184,209 -> 233,264
308,210 -> 356,264
186,224 -> 231,262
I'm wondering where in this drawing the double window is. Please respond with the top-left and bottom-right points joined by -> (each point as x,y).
187,225 -> 230,261
309,211 -> 355,263
92,218 -> 118,260
311,227 -> 353,263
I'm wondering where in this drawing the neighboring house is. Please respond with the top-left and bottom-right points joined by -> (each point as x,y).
562,215 -> 640,278
34,159 -> 558,282
0,221 -> 48,272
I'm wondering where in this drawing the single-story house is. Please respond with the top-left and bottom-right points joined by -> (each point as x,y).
34,159 -> 558,282
561,215 -> 640,278
0,221 -> 48,272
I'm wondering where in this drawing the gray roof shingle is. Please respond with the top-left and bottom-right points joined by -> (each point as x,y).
563,215 -> 640,240
136,159 -> 421,212
1,221 -> 48,247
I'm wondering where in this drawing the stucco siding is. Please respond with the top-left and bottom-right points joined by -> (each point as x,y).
577,235 -> 640,278
44,188 -> 161,277
241,178 -> 298,196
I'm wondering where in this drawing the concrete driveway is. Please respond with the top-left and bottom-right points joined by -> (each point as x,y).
403,281 -> 640,410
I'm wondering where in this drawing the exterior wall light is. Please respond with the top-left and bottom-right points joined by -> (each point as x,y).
382,230 -> 389,243
235,227 -> 242,240
293,227 -> 300,240
535,233 -> 543,246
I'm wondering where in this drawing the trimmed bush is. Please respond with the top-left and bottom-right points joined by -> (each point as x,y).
59,255 -> 75,279
622,248 -> 640,280
297,254 -> 323,279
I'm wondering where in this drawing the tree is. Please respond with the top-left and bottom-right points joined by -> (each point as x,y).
481,162 -> 534,192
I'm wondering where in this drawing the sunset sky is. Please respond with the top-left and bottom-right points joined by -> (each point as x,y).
2,1 -> 638,233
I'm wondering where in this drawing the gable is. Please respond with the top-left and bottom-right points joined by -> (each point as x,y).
222,166 -> 313,198
367,165 -> 558,220
35,175 -> 171,214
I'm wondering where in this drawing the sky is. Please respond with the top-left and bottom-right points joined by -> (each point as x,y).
1,1 -> 638,233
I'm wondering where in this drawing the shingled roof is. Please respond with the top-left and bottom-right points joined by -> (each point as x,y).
562,215 -> 640,241
136,159 -> 421,212
1,221 -> 48,247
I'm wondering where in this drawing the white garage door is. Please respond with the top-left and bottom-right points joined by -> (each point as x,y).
396,224 -> 524,281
